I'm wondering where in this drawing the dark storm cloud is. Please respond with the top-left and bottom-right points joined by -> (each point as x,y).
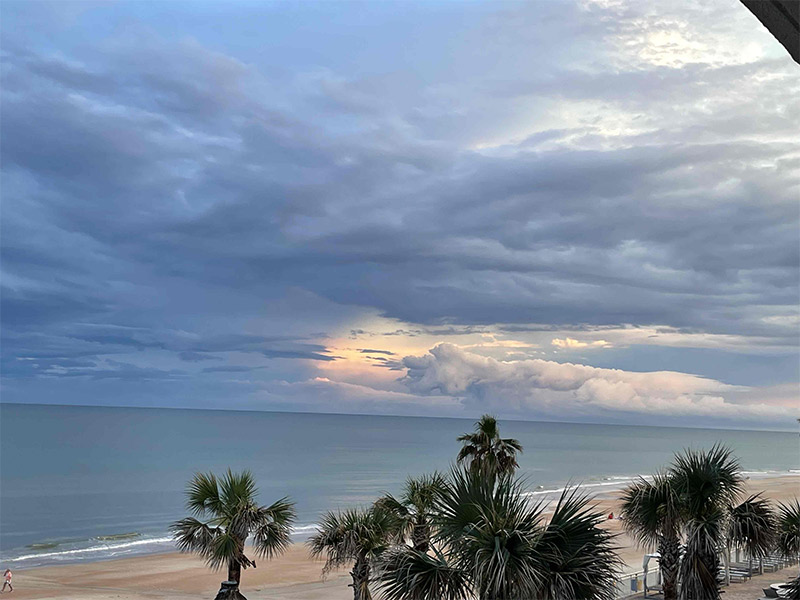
1,0 -> 798,418
2,36 -> 797,337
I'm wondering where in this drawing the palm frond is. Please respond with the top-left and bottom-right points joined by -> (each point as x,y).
209,530 -> 245,571
186,472 -> 224,517
619,472 -> 681,549
456,415 -> 522,476
434,468 -> 546,600
680,510 -> 724,600
433,467 -> 501,549
307,506 -> 396,575
218,469 -> 258,515
535,487 -> 622,600
251,497 -> 296,559
728,494 -> 776,559
404,472 -> 446,513
171,517 -> 222,558
671,444 -> 744,515
172,469 -> 294,580
377,547 -> 472,600
777,499 -> 800,558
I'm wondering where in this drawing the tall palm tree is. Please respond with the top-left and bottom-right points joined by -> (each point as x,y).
308,506 -> 399,600
620,472 -> 682,600
456,414 -> 523,476
171,470 -> 295,596
374,472 -> 446,552
378,468 -> 621,600
622,447 -> 781,600
670,445 -> 744,600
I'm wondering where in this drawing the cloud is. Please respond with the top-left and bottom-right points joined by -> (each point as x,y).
402,344 -> 793,424
202,365 -> 263,373
551,337 -> 610,349
1,0 -> 797,423
250,377 -> 463,417
179,351 -> 222,362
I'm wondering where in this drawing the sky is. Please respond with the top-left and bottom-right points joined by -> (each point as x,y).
1,0 -> 798,431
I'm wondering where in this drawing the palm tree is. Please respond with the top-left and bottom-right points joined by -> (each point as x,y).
374,472 -> 446,552
308,506 -> 399,600
456,414 -> 523,476
777,499 -> 800,575
620,472 -> 682,600
779,503 -> 800,600
670,445 -> 744,600
727,494 -> 776,576
620,446 -> 778,600
378,468 -> 621,600
171,470 -> 295,598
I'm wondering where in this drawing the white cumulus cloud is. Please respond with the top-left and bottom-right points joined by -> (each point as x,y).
402,343 -> 793,423
551,337 -> 610,349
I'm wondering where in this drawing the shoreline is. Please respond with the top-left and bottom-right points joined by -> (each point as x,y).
4,471 -> 797,570
5,475 -> 798,600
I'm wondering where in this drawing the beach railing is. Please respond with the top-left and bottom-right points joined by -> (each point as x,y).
614,553 -> 799,599
613,569 -> 658,598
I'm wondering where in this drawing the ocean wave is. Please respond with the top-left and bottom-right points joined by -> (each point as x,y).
741,470 -> 799,476
291,524 -> 319,535
4,524 -> 320,567
7,535 -> 174,563
523,475 -> 652,497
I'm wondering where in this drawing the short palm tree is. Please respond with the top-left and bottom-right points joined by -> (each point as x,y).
456,414 -> 523,476
374,472 -> 446,552
378,468 -> 621,600
171,470 -> 296,595
308,506 -> 399,600
620,472 -> 682,600
727,494 -> 776,575
777,499 -> 800,574
776,499 -> 800,600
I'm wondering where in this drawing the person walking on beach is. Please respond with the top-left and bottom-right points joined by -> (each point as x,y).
1,569 -> 12,592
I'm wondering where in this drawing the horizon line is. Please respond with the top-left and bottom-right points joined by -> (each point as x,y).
1,400 -> 797,435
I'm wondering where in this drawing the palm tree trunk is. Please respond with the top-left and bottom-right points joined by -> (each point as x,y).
228,560 -> 242,585
350,554 -> 371,600
659,535 -> 681,600
412,522 -> 430,553
722,548 -> 730,586
685,545 -> 721,600
702,546 -> 721,599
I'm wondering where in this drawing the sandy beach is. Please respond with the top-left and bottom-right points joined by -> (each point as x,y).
5,474 -> 798,600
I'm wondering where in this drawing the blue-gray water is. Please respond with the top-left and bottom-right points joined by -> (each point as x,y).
1,403 -> 798,568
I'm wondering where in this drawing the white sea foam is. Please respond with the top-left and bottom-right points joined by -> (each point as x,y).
522,475 -> 653,498
291,524 -> 320,535
6,524 -> 321,566
8,536 -> 174,563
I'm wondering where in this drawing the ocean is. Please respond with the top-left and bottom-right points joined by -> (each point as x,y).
1,403 -> 797,568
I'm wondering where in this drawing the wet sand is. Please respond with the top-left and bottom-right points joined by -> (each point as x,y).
7,475 -> 798,599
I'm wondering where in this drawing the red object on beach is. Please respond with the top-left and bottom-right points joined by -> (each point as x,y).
608,512 -> 614,519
